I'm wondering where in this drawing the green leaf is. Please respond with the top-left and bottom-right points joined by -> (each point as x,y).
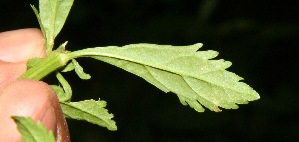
26,57 -> 43,70
51,72 -> 72,102
39,0 -> 74,52
60,99 -> 117,131
12,116 -> 55,142
51,85 -> 66,101
72,59 -> 91,79
30,5 -> 46,39
61,61 -> 75,72
68,43 -> 260,112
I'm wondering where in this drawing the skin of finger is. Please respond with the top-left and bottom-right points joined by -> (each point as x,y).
47,84 -> 70,142
0,62 -> 26,90
0,79 -> 70,142
0,28 -> 46,90
0,28 -> 46,63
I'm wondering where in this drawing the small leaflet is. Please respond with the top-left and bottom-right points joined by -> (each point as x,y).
12,116 -> 55,142
72,59 -> 91,79
60,99 -> 117,131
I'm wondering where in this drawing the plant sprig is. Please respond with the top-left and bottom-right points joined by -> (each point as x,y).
15,0 -> 259,140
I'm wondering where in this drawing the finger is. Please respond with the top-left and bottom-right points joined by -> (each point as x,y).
0,28 -> 46,63
0,79 -> 70,142
0,28 -> 46,89
0,62 -> 26,89
48,84 -> 71,142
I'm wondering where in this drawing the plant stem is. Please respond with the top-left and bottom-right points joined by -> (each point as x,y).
20,51 -> 70,80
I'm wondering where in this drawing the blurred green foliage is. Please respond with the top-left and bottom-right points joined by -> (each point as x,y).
1,0 -> 298,141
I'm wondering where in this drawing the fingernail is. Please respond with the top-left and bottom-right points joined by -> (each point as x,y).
39,102 -> 57,134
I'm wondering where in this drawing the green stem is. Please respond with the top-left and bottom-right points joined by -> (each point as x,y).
20,51 -> 70,80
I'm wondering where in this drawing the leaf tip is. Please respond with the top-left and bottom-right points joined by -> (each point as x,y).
194,43 -> 203,47
215,108 -> 222,112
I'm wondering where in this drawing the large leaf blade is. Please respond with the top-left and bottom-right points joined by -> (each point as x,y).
39,0 -> 74,51
69,43 -> 260,112
53,0 -> 74,37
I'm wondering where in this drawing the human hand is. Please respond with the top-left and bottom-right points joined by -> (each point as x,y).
0,28 -> 70,142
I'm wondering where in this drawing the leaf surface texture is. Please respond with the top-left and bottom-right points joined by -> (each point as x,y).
60,99 -> 117,130
69,43 -> 259,112
12,116 -> 55,142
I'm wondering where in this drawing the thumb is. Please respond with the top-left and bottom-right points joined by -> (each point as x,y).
0,79 -> 70,142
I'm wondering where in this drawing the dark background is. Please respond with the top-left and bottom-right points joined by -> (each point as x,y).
1,0 -> 299,141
